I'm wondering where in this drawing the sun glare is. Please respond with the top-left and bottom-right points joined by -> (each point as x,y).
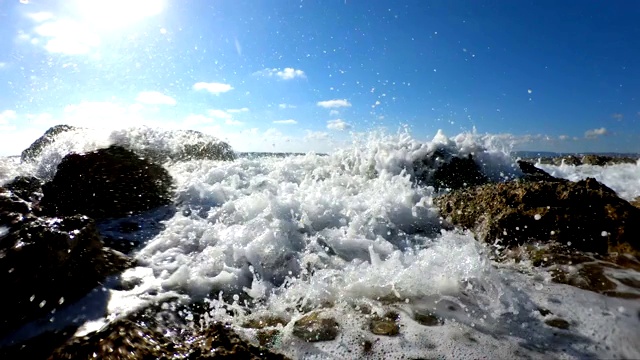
74,0 -> 165,30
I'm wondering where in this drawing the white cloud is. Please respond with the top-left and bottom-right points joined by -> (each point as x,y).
227,107 -> 249,113
558,135 -> 569,141
26,12 -> 54,22
327,119 -> 351,130
255,67 -> 306,80
317,99 -> 352,108
329,109 -> 340,116
273,119 -> 298,125
225,119 -> 244,126
0,110 -> 17,124
585,127 -> 608,139
0,62 -> 7,69
135,91 -> 176,106
278,103 -> 296,109
304,130 -> 329,141
34,20 -> 100,55
276,67 -> 305,80
193,82 -> 233,95
611,113 -> 624,121
62,101 -> 150,128
207,109 -> 232,119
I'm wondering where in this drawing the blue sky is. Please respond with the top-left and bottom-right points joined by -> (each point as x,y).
0,0 -> 638,155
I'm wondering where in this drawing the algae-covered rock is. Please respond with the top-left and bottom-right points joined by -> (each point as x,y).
436,177 -> 640,256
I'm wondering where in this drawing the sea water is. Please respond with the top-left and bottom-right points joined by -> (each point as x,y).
1,128 -> 639,359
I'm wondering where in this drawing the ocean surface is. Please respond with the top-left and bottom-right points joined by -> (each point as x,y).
1,127 -> 639,359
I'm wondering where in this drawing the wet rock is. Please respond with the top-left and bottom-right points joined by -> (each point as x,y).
413,310 -> 444,326
41,312 -> 290,360
292,311 -> 339,342
0,215 -> 133,335
550,263 -> 617,293
242,316 -> 287,329
533,155 -> 637,166
111,128 -> 236,162
581,154 -> 637,166
536,307 -> 553,316
20,125 -> 76,162
40,145 -> 173,220
413,148 -> 490,190
544,318 -> 570,330
21,125 -> 236,165
560,155 -> 582,166
369,311 -> 400,336
432,155 -> 488,190
436,177 -> 640,256
601,291 -> 640,299
516,160 -> 560,182
0,187 -> 35,226
4,176 -> 43,202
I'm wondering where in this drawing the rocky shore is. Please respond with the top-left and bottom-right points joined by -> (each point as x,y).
1,126 -> 639,358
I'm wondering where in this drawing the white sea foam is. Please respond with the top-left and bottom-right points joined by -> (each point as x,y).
537,161 -> 640,201
2,128 -> 639,359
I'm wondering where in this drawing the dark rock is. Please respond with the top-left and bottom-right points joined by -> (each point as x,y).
630,197 -> 640,209
0,215 -> 133,335
0,187 -> 34,226
561,155 -> 582,166
544,318 -> 570,330
550,263 -> 617,293
529,155 -> 637,166
516,160 -> 561,182
40,145 -> 173,220
413,310 -> 444,326
436,177 -> 640,256
49,317 -> 290,360
414,149 -> 489,190
292,311 -> 339,342
432,155 -> 488,190
580,155 -> 637,166
4,176 -> 43,202
21,125 -> 76,162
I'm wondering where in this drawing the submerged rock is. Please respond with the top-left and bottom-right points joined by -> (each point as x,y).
292,311 -> 339,342
544,318 -> 570,330
46,318 -> 290,360
413,310 -> 445,326
369,311 -> 400,336
436,177 -> 640,256
40,145 -> 173,220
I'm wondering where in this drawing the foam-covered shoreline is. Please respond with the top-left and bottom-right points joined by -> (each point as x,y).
1,127 -> 639,359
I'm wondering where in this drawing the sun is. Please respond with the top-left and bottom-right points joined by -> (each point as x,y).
73,0 -> 165,30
